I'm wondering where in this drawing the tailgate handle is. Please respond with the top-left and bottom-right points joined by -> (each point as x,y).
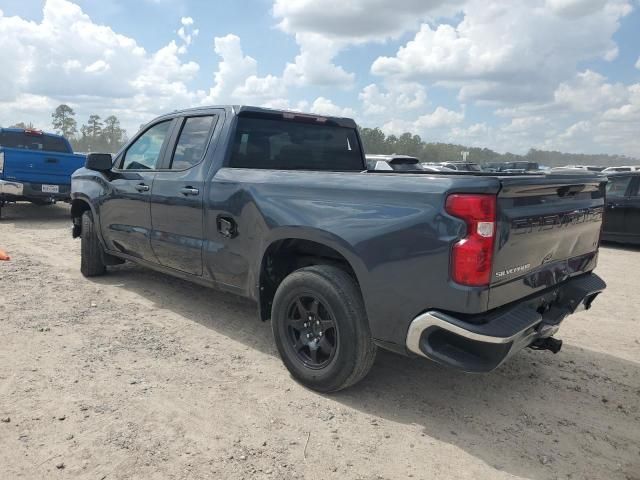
45,157 -> 59,164
557,185 -> 585,197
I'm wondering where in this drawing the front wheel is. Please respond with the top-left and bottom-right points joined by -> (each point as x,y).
271,265 -> 377,392
80,211 -> 106,277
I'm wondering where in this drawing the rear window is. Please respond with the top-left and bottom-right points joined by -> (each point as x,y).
229,116 -> 363,171
0,131 -> 71,153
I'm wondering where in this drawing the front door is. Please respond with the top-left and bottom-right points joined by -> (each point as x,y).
150,114 -> 219,275
99,119 -> 175,262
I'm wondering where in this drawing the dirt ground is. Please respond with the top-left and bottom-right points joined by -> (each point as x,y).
0,203 -> 639,480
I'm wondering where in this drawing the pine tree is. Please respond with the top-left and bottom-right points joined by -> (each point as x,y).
51,105 -> 77,138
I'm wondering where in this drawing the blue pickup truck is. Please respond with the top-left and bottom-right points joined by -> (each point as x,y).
0,128 -> 86,218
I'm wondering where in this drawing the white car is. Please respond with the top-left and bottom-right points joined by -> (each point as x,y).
602,166 -> 640,173
366,154 -> 423,171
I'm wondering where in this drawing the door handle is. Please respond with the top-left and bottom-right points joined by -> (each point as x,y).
217,216 -> 237,238
135,183 -> 150,192
179,187 -> 200,196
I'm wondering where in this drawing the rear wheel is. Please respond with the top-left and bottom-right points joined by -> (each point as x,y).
271,265 -> 376,392
80,211 -> 106,277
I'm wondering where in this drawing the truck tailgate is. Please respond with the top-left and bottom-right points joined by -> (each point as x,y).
1,148 -> 85,185
488,174 -> 606,309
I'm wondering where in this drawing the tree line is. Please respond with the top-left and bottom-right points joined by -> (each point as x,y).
9,104 -> 129,153
6,107 -> 638,166
49,104 -> 128,153
359,127 -> 639,168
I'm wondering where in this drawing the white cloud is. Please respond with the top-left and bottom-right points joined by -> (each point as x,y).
501,116 -> 546,133
359,83 -> 427,116
84,60 -> 110,74
545,0 -> 609,17
177,16 -> 199,46
0,0 -> 200,132
493,72 -> 640,155
553,69 -> 627,112
203,34 -> 287,105
371,0 -> 632,104
273,0 -> 463,89
381,106 -> 464,136
309,97 -> 356,117
273,0 -> 459,41
282,33 -> 355,88
636,56 -> 640,69
415,107 -> 464,129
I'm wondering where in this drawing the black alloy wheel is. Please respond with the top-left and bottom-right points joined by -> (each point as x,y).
285,295 -> 338,369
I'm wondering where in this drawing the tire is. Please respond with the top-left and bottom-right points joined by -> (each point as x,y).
271,265 -> 377,392
80,211 -> 106,277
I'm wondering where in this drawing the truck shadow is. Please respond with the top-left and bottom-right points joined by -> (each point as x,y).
0,202 -> 70,227
92,263 -> 640,480
601,241 -> 640,252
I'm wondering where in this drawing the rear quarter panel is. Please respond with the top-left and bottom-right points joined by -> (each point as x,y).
205,168 -> 501,346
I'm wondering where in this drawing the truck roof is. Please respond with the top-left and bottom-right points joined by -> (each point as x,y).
152,105 -> 358,129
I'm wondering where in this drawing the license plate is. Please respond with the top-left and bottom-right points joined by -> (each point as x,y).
41,184 -> 59,193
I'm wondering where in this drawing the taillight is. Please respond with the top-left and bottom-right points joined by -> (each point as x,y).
0,151 -> 4,174
445,193 -> 497,286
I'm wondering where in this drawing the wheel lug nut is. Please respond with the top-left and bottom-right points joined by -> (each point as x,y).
306,333 -> 312,339
318,331 -> 323,337
316,320 -> 320,325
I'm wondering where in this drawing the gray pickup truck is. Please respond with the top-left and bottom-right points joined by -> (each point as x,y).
70,106 -> 606,392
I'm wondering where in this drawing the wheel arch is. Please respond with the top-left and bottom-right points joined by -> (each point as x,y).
256,231 -> 366,322
70,197 -> 95,238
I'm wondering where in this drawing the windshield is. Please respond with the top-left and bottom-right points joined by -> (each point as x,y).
0,131 -> 71,153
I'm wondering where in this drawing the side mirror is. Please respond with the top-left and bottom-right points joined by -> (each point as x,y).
85,153 -> 113,172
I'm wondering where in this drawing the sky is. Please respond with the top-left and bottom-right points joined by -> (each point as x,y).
0,0 -> 639,156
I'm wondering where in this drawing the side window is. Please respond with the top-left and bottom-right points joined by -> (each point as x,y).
606,176 -> 632,197
121,120 -> 172,170
630,178 -> 640,197
170,116 -> 216,170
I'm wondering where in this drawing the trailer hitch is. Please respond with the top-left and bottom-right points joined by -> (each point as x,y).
529,337 -> 563,354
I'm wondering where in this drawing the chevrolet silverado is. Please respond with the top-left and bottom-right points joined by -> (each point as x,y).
70,106 -> 607,392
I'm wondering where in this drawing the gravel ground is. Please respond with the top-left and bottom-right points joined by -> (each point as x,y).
1,203 -> 639,480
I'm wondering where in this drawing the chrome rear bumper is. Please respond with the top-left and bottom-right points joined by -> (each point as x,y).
0,179 -> 24,196
406,273 -> 606,372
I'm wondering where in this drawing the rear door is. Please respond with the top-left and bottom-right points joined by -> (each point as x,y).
150,113 -> 220,275
603,174 -> 634,236
99,119 -> 175,262
488,174 -> 606,308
